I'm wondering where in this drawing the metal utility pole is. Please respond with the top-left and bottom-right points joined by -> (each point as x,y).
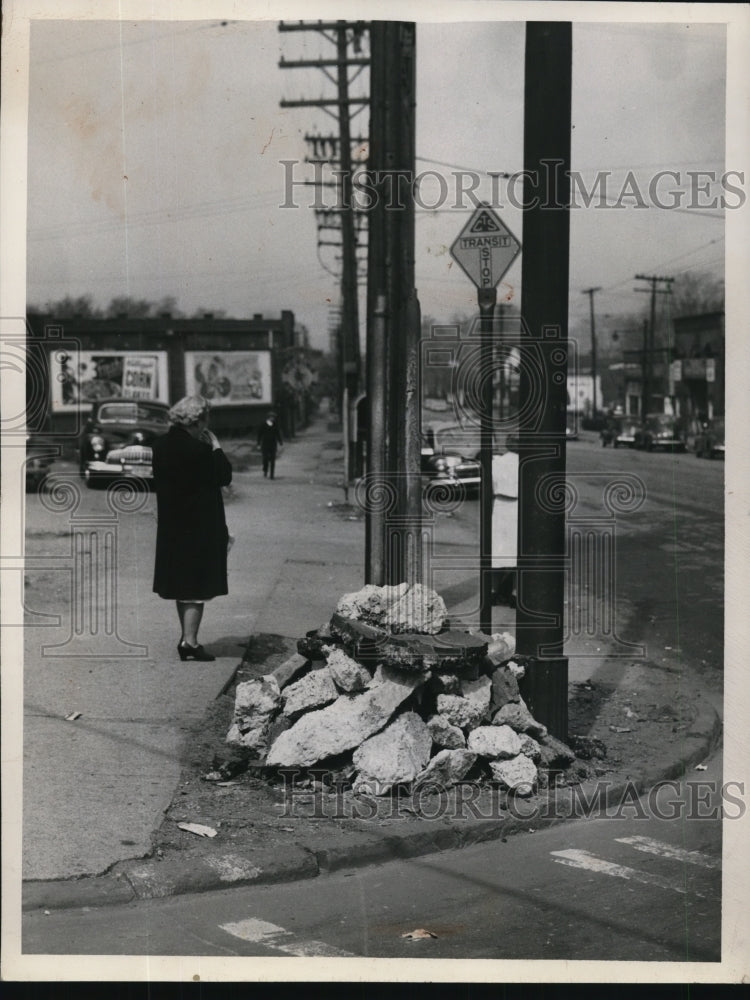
366,21 -> 420,588
516,21 -> 572,740
634,274 -> 674,414
582,286 -> 600,418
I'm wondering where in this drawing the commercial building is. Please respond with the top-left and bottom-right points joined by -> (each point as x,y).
25,310 -> 318,439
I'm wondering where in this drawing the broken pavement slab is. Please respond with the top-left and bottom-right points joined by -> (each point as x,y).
329,613 -> 488,673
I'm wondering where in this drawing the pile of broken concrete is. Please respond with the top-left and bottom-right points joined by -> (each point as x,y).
226,583 -> 576,798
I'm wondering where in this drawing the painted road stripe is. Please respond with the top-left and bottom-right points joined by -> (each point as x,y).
615,836 -> 721,870
550,849 -> 701,896
220,917 -> 354,957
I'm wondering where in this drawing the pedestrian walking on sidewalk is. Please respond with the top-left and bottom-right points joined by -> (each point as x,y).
491,436 -> 519,608
256,410 -> 283,479
152,394 -> 233,661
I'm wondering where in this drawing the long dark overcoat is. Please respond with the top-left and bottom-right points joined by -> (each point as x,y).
152,426 -> 233,600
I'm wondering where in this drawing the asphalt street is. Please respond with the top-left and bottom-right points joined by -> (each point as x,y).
22,750 -> 725,961
17,420 -> 729,966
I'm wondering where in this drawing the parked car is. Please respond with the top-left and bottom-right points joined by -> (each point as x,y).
25,433 -> 56,492
634,413 -> 686,452
694,417 -> 724,459
601,415 -> 640,448
421,424 -> 483,493
79,398 -> 170,487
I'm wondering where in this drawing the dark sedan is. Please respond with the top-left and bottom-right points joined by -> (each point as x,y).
634,413 -> 686,452
79,398 -> 170,487
421,424 -> 482,493
603,415 -> 640,448
694,417 -> 725,459
26,433 -> 56,492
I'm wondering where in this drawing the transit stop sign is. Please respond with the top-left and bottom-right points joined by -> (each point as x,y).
449,203 -> 521,290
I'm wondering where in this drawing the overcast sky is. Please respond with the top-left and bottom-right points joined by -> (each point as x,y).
23,11 -> 731,351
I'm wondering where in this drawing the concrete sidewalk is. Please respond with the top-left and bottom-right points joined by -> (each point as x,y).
21,413 -> 362,882
21,410 -> 723,909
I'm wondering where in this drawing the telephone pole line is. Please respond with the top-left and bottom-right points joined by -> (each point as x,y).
279,20 -> 370,418
582,287 -> 601,417
634,274 -> 674,414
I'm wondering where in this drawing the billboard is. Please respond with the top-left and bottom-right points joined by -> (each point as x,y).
48,349 -> 169,412
184,350 -> 272,406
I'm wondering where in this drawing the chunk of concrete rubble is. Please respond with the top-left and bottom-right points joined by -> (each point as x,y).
335,583 -> 408,625
266,665 -> 425,767
297,629 -> 337,661
492,696 -> 548,738
518,734 -> 542,763
489,664 -> 521,713
436,691 -> 486,731
226,675 -> 281,750
271,652 -> 309,691
336,582 -> 448,635
382,583 -> 448,635
505,659 -> 526,680
537,733 -> 576,769
282,666 -> 338,718
325,645 -> 372,693
413,749 -> 477,790
427,714 -> 466,749
352,712 -> 432,795
486,631 -> 516,666
428,672 -> 461,695
489,754 -> 538,796
460,675 -> 492,720
466,724 -> 522,760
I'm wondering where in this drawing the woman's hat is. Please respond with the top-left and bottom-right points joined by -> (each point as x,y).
168,395 -> 210,427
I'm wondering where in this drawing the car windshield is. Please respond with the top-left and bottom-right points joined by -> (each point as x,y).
650,415 -> 674,427
137,404 -> 169,424
431,425 -> 508,455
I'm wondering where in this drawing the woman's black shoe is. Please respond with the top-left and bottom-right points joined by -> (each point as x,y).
178,641 -> 215,662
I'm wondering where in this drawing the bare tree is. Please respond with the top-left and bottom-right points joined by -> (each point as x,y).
669,270 -> 724,318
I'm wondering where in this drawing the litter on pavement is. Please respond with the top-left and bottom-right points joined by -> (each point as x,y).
177,822 -> 217,838
401,928 -> 438,940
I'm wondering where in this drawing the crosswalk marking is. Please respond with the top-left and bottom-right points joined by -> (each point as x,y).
615,836 -> 721,870
550,848 -> 700,896
220,917 -> 354,957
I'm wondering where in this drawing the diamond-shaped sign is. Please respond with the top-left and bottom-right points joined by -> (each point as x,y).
449,204 -> 521,290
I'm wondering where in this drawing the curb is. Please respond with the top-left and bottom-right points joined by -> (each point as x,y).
22,700 -> 722,912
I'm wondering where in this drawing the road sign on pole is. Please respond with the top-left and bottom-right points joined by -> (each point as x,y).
449,203 -> 521,290
449,203 -> 522,636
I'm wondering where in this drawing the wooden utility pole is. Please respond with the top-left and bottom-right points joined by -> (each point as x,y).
516,22 -> 572,739
279,20 -> 369,413
366,21 -> 420,587
582,286 -> 601,417
634,274 -> 674,414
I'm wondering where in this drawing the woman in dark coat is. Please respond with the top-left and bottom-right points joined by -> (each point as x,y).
152,395 -> 232,661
